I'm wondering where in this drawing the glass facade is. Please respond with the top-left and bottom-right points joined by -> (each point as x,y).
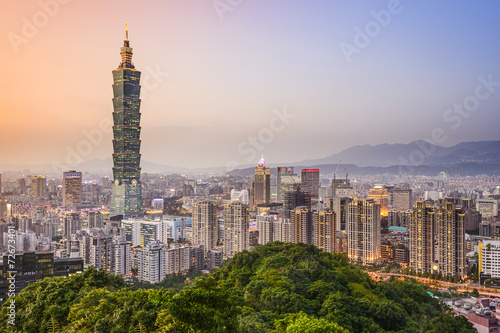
109,34 -> 143,219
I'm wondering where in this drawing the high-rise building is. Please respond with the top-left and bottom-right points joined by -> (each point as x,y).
62,171 -> 82,207
388,210 -> 412,228
409,202 -> 436,274
223,202 -> 249,258
31,175 -> 46,198
347,199 -> 381,264
479,241 -> 500,279
388,187 -> 412,211
89,228 -> 114,274
276,167 -> 294,203
323,197 -> 350,231
283,187 -> 311,219
257,215 -> 275,245
313,209 -> 336,252
192,201 -> 217,256
301,169 -> 320,198
64,213 -> 81,239
476,199 -> 498,218
121,219 -> 169,247
109,25 -> 143,219
88,211 -> 104,229
273,218 -> 294,243
138,240 -> 166,283
437,202 -> 466,278
367,185 -> 388,217
291,206 -> 313,245
113,235 -> 131,277
250,156 -> 270,208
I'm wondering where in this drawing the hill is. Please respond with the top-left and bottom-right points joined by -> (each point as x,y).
0,243 -> 475,332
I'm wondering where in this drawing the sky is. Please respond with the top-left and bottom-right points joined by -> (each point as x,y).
1,0 -> 500,170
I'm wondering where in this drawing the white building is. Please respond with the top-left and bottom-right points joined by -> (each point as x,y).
273,218 -> 293,243
479,240 -> 500,279
114,235 -> 132,277
138,240 -> 166,283
257,215 -> 275,245
230,189 -> 249,204
477,199 -> 498,218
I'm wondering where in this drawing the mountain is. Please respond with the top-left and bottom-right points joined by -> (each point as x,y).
294,140 -> 500,167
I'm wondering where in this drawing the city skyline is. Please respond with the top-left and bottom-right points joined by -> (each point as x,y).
1,1 -> 500,169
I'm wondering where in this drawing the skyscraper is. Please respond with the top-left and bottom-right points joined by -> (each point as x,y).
31,175 -> 46,198
109,24 -> 143,219
301,169 -> 320,198
292,206 -> 313,245
347,199 -> 381,264
313,209 -> 336,252
276,166 -> 294,203
250,156 -> 270,208
62,170 -> 82,207
192,201 -> 217,256
409,201 -> 436,274
283,187 -> 311,219
437,202 -> 466,278
223,202 -> 249,259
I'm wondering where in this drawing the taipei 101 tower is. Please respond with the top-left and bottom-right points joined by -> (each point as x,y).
109,24 -> 143,219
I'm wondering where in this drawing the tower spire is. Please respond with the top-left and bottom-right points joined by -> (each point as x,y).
119,23 -> 133,69
125,22 -> 128,40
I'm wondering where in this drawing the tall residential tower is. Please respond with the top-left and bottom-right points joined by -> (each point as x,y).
109,25 -> 143,219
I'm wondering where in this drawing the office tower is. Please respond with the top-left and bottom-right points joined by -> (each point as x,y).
273,218 -> 294,243
279,173 -> 301,204
367,185 -> 388,217
109,25 -> 143,219
437,202 -> 466,278
388,187 -> 412,211
388,210 -> 412,228
89,228 -> 114,273
114,235 -> 131,277
31,175 -> 46,198
138,240 -> 166,283
223,202 -> 249,258
331,171 -> 354,198
277,167 -> 294,203
283,187 -> 311,219
476,199 -> 498,218
465,209 -> 481,234
250,156 -> 271,208
230,189 -> 249,204
291,206 -> 313,244
313,209 -> 336,252
62,171 -> 82,207
121,219 -> 170,247
323,197 -> 350,231
64,213 -> 81,239
192,201 -> 217,255
88,211 -> 104,229
301,169 -> 320,198
409,202 -> 436,274
257,215 -> 275,245
347,199 -> 381,264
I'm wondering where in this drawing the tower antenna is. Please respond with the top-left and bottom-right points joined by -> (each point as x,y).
125,22 -> 128,40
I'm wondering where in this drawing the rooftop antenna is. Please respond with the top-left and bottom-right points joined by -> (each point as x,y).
125,22 -> 128,40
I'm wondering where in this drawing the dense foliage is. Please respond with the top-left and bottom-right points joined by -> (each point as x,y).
0,242 -> 476,332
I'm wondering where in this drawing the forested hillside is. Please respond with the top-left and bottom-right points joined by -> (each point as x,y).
0,242 -> 476,332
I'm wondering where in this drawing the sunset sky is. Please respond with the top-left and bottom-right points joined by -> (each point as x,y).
1,0 -> 500,169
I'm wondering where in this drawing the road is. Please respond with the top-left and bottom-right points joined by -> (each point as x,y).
369,272 -> 500,298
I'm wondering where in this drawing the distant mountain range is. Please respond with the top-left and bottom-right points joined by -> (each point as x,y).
2,140 -> 500,176
293,140 -> 500,167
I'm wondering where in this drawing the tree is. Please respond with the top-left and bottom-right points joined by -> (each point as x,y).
274,311 -> 350,333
